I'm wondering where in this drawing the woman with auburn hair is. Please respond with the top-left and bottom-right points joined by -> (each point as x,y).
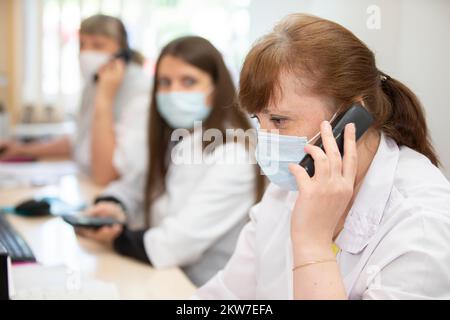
77,36 -> 265,286
195,14 -> 450,299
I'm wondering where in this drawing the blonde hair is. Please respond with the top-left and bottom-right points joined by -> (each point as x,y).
80,14 -> 145,65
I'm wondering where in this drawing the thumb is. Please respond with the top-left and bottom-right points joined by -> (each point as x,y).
288,163 -> 310,190
84,205 -> 106,217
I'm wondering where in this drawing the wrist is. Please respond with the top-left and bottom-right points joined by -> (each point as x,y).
291,236 -> 334,264
94,90 -> 115,108
93,96 -> 114,117
96,80 -> 120,101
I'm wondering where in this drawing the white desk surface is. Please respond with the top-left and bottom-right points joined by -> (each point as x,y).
0,166 -> 196,299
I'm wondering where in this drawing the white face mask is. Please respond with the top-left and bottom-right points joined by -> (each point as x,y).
79,51 -> 111,82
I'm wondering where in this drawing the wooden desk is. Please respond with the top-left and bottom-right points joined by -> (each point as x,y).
0,168 -> 196,299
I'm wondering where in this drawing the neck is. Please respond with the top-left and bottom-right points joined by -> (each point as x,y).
333,129 -> 381,240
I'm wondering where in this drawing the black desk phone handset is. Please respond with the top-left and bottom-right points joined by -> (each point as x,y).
299,104 -> 374,177
93,48 -> 132,83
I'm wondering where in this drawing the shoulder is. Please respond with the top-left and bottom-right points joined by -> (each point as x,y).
389,146 -> 450,220
378,146 -> 450,255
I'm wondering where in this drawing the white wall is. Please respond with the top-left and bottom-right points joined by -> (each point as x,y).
248,0 -> 450,179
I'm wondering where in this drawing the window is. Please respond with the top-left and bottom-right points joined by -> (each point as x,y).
24,0 -> 251,120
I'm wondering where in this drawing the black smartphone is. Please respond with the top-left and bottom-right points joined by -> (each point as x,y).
93,49 -> 132,83
299,104 -> 374,177
62,215 -> 124,229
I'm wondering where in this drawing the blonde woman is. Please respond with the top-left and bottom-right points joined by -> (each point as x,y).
0,15 -> 151,186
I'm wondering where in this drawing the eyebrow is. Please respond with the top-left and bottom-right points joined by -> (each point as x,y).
260,107 -> 296,117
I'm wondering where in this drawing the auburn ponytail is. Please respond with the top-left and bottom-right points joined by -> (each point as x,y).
377,74 -> 439,166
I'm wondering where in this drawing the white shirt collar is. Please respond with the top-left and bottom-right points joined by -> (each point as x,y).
335,133 -> 399,254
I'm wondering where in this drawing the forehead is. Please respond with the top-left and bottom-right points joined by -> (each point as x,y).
158,55 -> 208,78
80,33 -> 112,43
262,72 -> 334,116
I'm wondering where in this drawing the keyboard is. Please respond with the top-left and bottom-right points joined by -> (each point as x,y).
0,214 -> 36,262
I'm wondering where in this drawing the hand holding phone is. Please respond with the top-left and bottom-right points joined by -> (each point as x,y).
299,104 -> 374,177
62,214 -> 124,230
93,49 -> 131,83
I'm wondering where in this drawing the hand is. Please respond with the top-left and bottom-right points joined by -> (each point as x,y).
84,201 -> 127,222
0,140 -> 25,160
76,224 -> 123,247
95,58 -> 126,103
288,121 -> 358,260
75,202 -> 126,246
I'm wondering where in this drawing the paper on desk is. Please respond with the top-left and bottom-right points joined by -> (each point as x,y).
0,161 -> 78,188
10,264 -> 120,300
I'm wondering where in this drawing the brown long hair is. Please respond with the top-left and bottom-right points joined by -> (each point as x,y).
239,13 -> 439,166
80,14 -> 145,65
145,36 -> 265,225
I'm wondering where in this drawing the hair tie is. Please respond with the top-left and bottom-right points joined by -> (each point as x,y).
379,71 -> 391,82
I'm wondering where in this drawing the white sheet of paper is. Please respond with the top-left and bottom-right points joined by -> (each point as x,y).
10,264 -> 120,300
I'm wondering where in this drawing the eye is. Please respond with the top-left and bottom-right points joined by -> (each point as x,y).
92,41 -> 105,50
157,77 -> 171,88
270,115 -> 288,128
181,76 -> 197,88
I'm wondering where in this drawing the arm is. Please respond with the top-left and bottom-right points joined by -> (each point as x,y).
113,227 -> 150,264
0,136 -> 71,160
110,85 -> 149,179
288,121 -> 358,299
90,59 -> 125,186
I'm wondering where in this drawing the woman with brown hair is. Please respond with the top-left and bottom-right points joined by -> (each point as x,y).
77,36 -> 265,286
195,14 -> 450,299
0,14 -> 150,186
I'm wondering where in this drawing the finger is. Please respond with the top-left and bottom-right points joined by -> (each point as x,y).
97,64 -> 108,75
96,225 -> 122,241
111,224 -> 123,235
96,226 -> 114,237
78,227 -> 109,242
320,120 -> 342,175
303,144 -> 330,178
74,227 -> 84,236
75,227 -> 94,238
114,58 -> 125,69
342,123 -> 358,181
85,204 -> 108,217
288,163 -> 311,190
112,59 -> 125,76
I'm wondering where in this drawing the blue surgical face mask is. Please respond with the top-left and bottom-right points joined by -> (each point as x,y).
255,131 -> 312,191
156,90 -> 212,129
255,113 -> 337,191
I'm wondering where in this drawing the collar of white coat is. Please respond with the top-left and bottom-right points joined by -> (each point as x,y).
335,132 -> 399,254
286,132 -> 399,255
